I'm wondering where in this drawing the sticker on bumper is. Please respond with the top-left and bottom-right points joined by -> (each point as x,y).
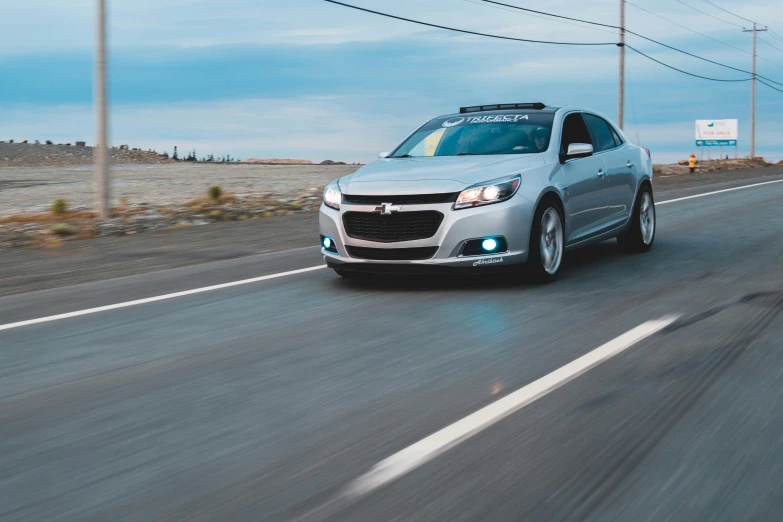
473,257 -> 504,267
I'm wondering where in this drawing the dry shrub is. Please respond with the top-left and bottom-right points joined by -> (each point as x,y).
51,198 -> 68,215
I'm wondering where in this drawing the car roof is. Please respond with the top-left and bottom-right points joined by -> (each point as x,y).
436,107 -> 562,119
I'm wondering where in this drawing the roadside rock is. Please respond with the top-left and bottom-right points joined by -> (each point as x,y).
0,188 -> 326,251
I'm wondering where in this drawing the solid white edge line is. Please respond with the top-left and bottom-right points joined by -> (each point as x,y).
345,315 -> 679,498
0,265 -> 326,332
2,176 -> 780,333
658,178 -> 783,205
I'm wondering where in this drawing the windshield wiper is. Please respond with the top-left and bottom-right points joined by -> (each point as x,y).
394,154 -> 412,158
456,152 -> 475,156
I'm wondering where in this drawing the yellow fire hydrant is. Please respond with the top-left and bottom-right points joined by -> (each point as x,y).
689,154 -> 697,173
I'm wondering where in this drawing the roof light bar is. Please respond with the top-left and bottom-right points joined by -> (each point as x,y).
459,102 -> 546,114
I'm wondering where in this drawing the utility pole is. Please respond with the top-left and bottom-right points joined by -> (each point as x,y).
743,23 -> 767,160
94,0 -> 110,219
618,0 -> 625,129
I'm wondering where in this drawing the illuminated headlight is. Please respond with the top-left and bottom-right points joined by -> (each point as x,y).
454,175 -> 521,210
323,187 -> 342,210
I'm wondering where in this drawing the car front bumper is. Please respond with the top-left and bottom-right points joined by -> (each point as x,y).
318,195 -> 535,272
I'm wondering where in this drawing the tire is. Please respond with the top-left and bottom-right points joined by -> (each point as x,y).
526,200 -> 565,283
617,185 -> 655,252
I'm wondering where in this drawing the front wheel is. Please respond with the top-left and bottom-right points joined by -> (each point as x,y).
526,201 -> 564,283
617,186 -> 655,252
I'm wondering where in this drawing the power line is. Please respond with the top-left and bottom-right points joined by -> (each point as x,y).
460,0 -> 618,36
626,1 -> 747,54
480,0 -> 616,30
759,35 -> 783,54
758,77 -> 783,93
320,0 -> 616,45
624,44 -> 751,81
769,30 -> 783,45
320,0 -> 783,92
673,0 -> 743,28
625,1 -> 783,70
699,0 -> 756,25
480,0 -> 783,86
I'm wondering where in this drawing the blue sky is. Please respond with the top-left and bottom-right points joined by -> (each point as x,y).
1,0 -> 782,163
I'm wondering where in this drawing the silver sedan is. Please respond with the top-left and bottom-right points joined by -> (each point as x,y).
319,103 -> 655,282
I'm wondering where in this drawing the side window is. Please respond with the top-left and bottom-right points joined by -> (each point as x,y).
609,125 -> 624,147
583,114 -> 617,153
560,113 -> 592,155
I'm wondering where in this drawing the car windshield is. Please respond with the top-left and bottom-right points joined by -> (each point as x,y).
390,112 -> 555,158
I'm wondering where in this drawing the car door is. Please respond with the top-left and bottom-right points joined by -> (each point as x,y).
558,112 -> 610,244
583,114 -> 635,226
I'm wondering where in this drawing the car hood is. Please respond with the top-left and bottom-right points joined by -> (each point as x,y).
338,155 -> 545,195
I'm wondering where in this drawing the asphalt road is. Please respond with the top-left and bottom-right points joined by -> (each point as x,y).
2,175 -> 783,521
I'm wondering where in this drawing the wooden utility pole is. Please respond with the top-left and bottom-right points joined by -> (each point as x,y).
618,0 -> 625,129
743,23 -> 767,160
94,0 -> 110,219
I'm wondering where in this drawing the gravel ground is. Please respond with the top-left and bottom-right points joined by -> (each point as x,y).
0,163 -> 361,215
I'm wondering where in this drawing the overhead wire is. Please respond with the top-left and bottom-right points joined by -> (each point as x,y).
460,0 -> 618,36
757,77 -> 783,93
699,0 -> 756,25
321,0 -> 783,92
624,44 -> 750,81
672,0 -> 743,28
480,0 -> 783,86
759,36 -> 783,55
320,0 -> 616,45
769,30 -> 783,45
624,1 -> 783,70
625,1 -> 748,56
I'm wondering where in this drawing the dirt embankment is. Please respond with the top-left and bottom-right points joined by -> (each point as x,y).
653,157 -> 776,176
0,142 -> 174,167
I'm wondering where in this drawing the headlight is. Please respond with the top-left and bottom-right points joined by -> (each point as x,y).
454,175 -> 521,210
323,187 -> 341,210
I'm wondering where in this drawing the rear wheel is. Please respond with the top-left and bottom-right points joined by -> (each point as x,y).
527,201 -> 564,283
617,186 -> 655,252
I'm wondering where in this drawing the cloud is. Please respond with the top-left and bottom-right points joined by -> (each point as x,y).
1,0 -> 782,163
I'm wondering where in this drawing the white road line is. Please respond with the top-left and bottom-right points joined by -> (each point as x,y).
1,177 -> 779,333
345,316 -> 679,498
658,178 -> 783,205
0,265 -> 326,332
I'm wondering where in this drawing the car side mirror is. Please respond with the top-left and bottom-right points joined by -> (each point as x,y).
560,143 -> 594,163
379,151 -> 390,159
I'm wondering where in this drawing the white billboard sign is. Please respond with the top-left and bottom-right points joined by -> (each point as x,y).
695,119 -> 738,146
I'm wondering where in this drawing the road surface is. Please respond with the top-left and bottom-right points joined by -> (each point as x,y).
2,175 -> 783,521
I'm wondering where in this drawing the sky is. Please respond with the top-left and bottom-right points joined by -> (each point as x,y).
1,0 -> 782,163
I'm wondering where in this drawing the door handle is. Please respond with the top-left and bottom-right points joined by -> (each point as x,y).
597,169 -> 606,179
626,161 -> 635,168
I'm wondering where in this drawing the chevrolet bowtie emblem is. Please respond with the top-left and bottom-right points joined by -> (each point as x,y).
373,202 -> 401,215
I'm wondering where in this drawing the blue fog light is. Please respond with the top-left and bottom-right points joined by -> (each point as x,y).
482,238 -> 498,251
323,237 -> 332,249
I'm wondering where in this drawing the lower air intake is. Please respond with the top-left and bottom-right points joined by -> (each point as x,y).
346,246 -> 439,261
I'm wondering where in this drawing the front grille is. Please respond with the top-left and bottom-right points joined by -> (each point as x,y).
342,211 -> 443,243
342,193 -> 459,205
346,246 -> 439,261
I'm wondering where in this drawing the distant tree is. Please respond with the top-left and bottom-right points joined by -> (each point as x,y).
173,146 -> 179,160
162,151 -> 169,158
207,154 -> 214,162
